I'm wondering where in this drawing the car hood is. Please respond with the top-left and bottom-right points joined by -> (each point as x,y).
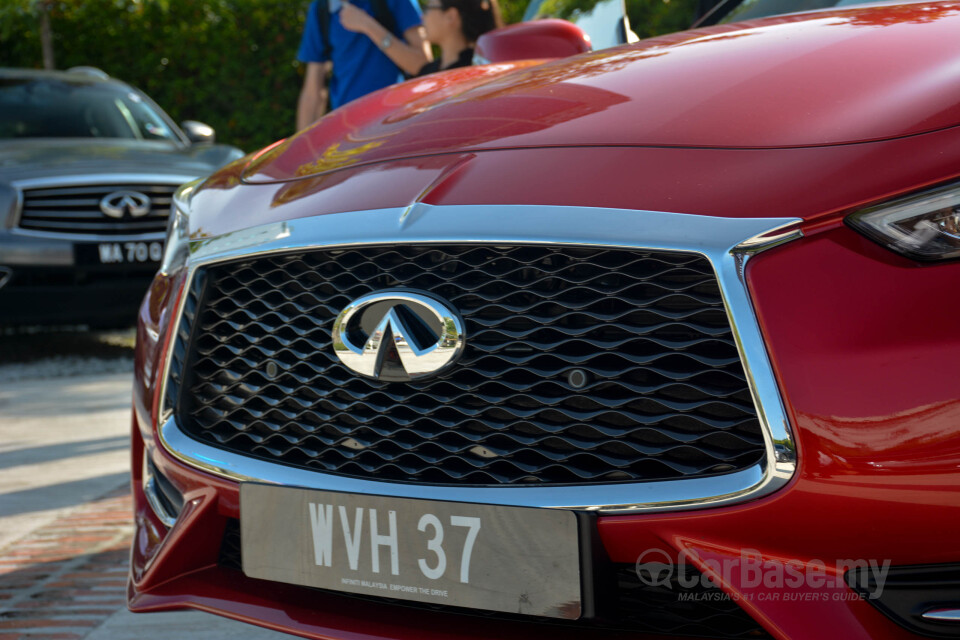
243,1 -> 960,183
0,138 -> 242,183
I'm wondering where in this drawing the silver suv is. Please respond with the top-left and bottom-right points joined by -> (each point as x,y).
0,67 -> 244,327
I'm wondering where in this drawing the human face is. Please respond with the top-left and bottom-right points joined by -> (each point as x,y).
422,1 -> 449,42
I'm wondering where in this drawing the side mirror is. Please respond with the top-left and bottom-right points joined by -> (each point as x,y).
474,19 -> 592,65
181,120 -> 216,145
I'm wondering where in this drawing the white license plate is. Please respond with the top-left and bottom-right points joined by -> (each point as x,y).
240,484 -> 583,619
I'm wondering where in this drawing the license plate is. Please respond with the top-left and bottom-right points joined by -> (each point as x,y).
240,484 -> 583,619
75,241 -> 163,266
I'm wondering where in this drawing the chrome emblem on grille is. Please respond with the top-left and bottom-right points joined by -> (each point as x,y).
332,290 -> 465,382
100,191 -> 151,218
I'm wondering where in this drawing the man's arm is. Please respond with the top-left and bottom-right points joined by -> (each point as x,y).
297,61 -> 331,131
339,4 -> 431,76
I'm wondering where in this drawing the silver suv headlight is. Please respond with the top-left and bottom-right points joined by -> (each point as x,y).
848,182 -> 960,261
159,178 -> 202,276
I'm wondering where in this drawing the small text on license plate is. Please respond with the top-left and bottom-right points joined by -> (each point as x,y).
97,241 -> 163,264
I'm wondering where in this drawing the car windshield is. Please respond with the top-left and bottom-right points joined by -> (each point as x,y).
0,77 -> 180,142
523,0 -> 635,49
720,0 -> 883,22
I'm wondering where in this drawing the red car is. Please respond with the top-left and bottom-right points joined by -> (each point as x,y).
128,2 -> 960,638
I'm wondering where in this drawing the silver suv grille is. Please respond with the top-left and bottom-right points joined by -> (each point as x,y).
18,184 -> 177,235
165,244 -> 767,486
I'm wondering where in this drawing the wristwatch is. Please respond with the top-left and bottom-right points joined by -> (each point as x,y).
379,34 -> 393,50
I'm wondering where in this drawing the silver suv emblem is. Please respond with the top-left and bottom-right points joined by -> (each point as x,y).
332,290 -> 465,382
100,191 -> 151,219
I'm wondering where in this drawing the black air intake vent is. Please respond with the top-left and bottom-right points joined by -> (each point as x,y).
848,563 -> 960,638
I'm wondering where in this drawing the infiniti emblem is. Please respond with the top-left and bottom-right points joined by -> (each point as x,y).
332,290 -> 465,382
100,190 -> 151,219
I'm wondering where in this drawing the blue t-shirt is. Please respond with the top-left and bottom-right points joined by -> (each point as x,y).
298,0 -> 422,109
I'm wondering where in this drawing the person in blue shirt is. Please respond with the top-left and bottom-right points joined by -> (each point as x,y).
296,0 -> 432,130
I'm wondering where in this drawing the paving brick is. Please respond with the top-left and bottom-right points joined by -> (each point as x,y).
0,491 -> 133,640
2,629 -> 81,640
0,620 -> 97,629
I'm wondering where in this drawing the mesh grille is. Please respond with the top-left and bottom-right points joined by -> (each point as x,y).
18,184 -> 176,235
168,244 -> 766,485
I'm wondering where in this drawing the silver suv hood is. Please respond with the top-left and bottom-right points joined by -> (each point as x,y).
0,138 -> 242,184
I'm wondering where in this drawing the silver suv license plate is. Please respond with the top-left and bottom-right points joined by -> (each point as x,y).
240,484 -> 583,619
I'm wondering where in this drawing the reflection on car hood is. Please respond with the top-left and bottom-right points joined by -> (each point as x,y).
0,138 -> 238,183
244,1 -> 960,183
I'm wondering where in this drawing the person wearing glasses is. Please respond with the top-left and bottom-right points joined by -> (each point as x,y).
417,0 -> 503,76
296,0 -> 432,130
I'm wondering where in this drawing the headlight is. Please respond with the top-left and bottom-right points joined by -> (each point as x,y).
847,182 -> 960,261
159,178 -> 203,275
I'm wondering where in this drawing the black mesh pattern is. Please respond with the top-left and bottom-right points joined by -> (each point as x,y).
218,519 -> 243,571
169,245 -> 766,485
614,564 -> 769,638
216,520 -> 769,638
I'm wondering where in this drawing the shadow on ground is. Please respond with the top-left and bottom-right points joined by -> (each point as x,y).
0,472 -> 131,518
0,327 -> 135,364
0,435 -> 129,470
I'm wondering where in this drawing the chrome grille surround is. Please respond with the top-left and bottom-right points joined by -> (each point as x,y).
169,246 -> 767,485
156,203 -> 800,514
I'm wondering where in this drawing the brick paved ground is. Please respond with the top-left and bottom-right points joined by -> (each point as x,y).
0,488 -> 133,640
0,366 -> 285,640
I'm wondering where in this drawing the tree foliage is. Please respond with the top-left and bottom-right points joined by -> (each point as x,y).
1,0 -> 307,151
624,0 -> 698,39
526,0 -> 697,39
0,0 -> 696,152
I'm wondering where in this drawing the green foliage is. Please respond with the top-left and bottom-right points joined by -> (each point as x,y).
499,0 -> 528,25
0,0 -> 307,151
525,0 -> 697,39
0,0 -> 697,151
624,0 -> 698,39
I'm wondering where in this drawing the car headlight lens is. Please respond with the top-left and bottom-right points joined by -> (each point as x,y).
848,182 -> 960,261
159,178 -> 202,276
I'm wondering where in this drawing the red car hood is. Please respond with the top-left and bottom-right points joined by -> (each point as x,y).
244,1 -> 960,183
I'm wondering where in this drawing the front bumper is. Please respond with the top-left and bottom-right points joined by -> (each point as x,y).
0,173 -> 199,327
128,210 -> 960,639
0,231 -> 162,326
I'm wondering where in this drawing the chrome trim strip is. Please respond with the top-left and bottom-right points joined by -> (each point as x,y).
142,455 -> 177,528
12,174 -> 199,190
10,174 -> 197,242
12,229 -> 167,243
923,609 -> 960,622
7,188 -> 24,232
157,203 -> 801,514
734,223 -> 803,254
